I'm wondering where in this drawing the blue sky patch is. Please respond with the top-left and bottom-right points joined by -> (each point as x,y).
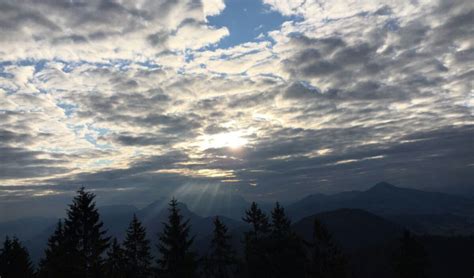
208,0 -> 290,49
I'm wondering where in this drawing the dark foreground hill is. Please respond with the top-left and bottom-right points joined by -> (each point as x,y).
292,209 -> 474,278
293,209 -> 403,250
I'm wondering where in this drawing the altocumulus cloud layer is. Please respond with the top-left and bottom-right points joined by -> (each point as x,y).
0,0 -> 473,215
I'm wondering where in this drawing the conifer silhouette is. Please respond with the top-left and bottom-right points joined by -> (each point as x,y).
203,217 -> 237,278
62,187 -> 110,278
242,202 -> 270,239
0,236 -> 34,278
308,218 -> 348,278
123,214 -> 153,278
37,220 -> 68,278
104,238 -> 127,278
157,198 -> 197,278
268,202 -> 306,278
242,202 -> 271,278
270,202 -> 291,237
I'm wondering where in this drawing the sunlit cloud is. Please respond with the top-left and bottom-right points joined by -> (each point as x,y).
199,131 -> 249,150
0,0 -> 473,211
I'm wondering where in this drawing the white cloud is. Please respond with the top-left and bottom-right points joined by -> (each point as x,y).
168,23 -> 229,50
1,0 -> 473,201
203,0 -> 226,17
0,0 -> 228,61
264,0 -> 437,21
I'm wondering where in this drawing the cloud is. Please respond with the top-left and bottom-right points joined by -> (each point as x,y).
0,0 -> 473,214
0,0 -> 228,61
167,21 -> 230,50
202,0 -> 226,17
263,0 -> 437,21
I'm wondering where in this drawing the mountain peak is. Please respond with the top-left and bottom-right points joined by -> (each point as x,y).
369,182 -> 398,191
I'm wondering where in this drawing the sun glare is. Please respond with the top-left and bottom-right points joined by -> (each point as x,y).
200,131 -> 248,150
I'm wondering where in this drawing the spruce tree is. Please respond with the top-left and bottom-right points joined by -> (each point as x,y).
123,214 -> 153,278
242,202 -> 270,278
0,236 -> 34,278
62,187 -> 110,278
37,220 -> 68,278
242,202 -> 270,239
393,230 -> 429,278
104,238 -> 127,278
268,202 -> 306,278
204,217 -> 237,278
308,219 -> 348,278
270,202 -> 291,237
157,198 -> 197,278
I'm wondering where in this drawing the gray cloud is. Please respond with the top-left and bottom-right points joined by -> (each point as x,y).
0,146 -> 71,179
0,0 -> 473,219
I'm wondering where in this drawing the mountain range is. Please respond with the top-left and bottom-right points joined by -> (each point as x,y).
287,182 -> 474,235
1,182 -> 473,277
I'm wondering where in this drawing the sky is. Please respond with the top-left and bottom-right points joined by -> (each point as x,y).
0,0 -> 473,219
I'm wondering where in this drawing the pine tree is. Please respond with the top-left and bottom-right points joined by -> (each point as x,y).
37,220 -> 68,278
268,202 -> 306,278
62,187 -> 110,278
242,202 -> 270,239
204,217 -> 237,278
270,202 -> 291,237
308,218 -> 348,278
0,236 -> 34,278
157,198 -> 197,278
123,214 -> 153,278
242,202 -> 271,278
104,238 -> 127,278
392,230 -> 429,278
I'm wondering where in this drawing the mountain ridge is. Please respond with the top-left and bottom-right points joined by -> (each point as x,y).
287,182 -> 474,221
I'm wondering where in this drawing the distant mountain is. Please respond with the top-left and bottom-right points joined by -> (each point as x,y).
24,223 -> 58,267
0,217 -> 57,241
99,204 -> 138,215
100,205 -> 138,241
287,182 -> 474,235
173,192 -> 250,220
6,183 -> 474,268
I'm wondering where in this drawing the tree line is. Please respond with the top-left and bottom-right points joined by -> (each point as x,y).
0,188 -> 428,278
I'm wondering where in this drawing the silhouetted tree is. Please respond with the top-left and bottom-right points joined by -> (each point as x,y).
104,238 -> 127,278
270,202 -> 291,237
62,187 -> 110,278
123,214 -> 153,278
307,219 -> 348,278
37,220 -> 68,278
268,202 -> 306,278
157,198 -> 197,278
0,236 -> 34,278
393,230 -> 429,278
203,217 -> 237,278
242,202 -> 271,278
243,202 -> 270,239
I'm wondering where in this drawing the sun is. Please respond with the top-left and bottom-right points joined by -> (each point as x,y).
200,131 -> 248,150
